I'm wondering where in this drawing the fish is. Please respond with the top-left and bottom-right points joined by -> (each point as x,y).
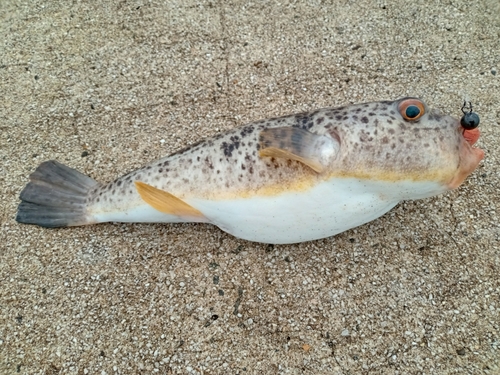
16,97 -> 484,244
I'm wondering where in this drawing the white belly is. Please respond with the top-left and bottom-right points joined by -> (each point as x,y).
187,177 -> 432,244
91,177 -> 444,244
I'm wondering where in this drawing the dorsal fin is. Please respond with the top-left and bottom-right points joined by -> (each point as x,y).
135,181 -> 206,220
259,127 -> 339,173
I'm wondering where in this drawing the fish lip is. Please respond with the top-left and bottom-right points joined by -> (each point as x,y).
463,127 -> 480,146
447,123 -> 484,189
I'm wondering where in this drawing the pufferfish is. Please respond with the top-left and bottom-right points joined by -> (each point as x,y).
16,98 -> 484,244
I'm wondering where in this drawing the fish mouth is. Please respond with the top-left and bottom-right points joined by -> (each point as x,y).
447,126 -> 484,189
463,128 -> 480,146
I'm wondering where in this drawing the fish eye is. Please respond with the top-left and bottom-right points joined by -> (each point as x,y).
398,99 -> 425,121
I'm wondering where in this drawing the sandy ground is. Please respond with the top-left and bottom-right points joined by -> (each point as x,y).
1,0 -> 499,374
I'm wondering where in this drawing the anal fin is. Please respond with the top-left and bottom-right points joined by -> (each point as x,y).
135,181 -> 206,220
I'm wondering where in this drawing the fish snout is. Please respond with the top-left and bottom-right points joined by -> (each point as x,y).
447,125 -> 484,189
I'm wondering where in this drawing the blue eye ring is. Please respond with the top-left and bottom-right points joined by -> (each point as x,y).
398,98 -> 425,121
405,105 -> 420,118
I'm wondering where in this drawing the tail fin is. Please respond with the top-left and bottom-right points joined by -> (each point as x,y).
16,160 -> 99,228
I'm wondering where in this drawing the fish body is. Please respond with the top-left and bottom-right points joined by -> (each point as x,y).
16,98 -> 483,244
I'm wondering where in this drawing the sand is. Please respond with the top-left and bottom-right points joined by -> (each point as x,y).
1,0 -> 499,374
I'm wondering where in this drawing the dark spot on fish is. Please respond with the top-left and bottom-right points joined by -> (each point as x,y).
352,115 -> 358,121
117,181 -> 122,186
388,129 -> 395,134
434,113 -> 443,121
424,143 -> 430,148
217,170 -> 220,174
159,168 -> 163,173
382,136 -> 389,144
205,156 -> 213,169
249,166 -> 254,174
387,119 -> 392,124
391,143 -> 396,149
390,110 -> 395,115
221,141 -> 235,157
368,112 -> 376,116
361,117 -> 369,123
316,117 -> 324,124
335,115 -> 343,121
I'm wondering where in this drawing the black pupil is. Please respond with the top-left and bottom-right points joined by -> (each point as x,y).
405,105 -> 420,119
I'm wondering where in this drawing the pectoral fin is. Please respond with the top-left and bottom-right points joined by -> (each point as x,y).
135,181 -> 206,220
259,127 -> 339,173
